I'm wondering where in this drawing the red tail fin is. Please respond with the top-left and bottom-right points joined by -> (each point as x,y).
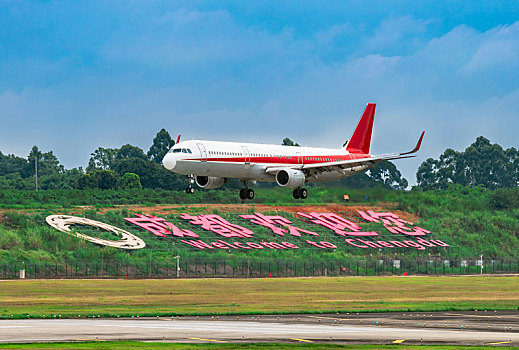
346,103 -> 376,154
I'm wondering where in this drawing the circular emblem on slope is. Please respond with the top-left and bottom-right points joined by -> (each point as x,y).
46,215 -> 146,250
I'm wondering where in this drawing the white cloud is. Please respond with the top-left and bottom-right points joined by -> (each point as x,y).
463,21 -> 519,73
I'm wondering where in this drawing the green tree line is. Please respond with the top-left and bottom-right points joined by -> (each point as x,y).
0,134 -> 517,191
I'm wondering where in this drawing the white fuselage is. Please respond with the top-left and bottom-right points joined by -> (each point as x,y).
162,140 -> 372,183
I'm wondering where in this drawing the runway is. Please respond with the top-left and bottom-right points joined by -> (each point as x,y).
1,312 -> 518,345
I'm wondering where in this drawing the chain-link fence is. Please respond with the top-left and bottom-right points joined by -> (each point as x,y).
1,257 -> 518,279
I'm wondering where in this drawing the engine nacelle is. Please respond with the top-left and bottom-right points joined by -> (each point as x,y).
195,176 -> 226,189
275,169 -> 305,188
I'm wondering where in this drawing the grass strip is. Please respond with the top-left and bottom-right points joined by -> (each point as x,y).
0,342 -> 515,350
1,276 -> 518,318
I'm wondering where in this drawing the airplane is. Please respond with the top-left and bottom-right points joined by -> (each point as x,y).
162,103 -> 424,200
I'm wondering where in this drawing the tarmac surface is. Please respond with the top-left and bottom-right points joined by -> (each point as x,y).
1,311 -> 519,346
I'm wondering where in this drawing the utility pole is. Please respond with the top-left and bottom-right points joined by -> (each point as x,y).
35,156 -> 38,192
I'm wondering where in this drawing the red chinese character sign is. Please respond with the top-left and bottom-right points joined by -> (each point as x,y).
180,214 -> 254,238
123,211 -> 449,251
357,210 -> 431,236
297,212 -> 378,237
124,214 -> 198,238
239,213 -> 319,237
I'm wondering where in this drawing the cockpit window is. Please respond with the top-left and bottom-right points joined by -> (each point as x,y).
182,149 -> 187,153
172,148 -> 181,153
187,149 -> 192,154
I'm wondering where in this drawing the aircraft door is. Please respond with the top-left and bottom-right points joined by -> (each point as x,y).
196,143 -> 207,161
241,146 -> 250,164
296,152 -> 302,165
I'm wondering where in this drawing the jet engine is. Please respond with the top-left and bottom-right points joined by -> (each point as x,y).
275,169 -> 305,188
195,176 -> 226,189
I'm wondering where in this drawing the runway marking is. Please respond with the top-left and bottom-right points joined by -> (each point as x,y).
307,315 -> 350,321
444,313 -> 519,319
488,341 -> 512,345
392,339 -> 405,343
189,337 -> 223,343
291,338 -> 313,343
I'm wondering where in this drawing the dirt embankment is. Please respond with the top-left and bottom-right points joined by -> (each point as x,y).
1,203 -> 419,223
94,202 -> 419,222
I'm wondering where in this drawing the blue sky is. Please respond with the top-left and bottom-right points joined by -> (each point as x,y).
1,1 -> 518,184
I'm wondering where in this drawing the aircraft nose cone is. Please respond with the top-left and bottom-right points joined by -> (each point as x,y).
162,153 -> 177,171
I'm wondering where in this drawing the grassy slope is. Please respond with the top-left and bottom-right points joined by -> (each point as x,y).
0,185 -> 518,263
1,276 -> 518,318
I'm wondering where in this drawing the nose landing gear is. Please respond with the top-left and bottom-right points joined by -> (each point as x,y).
293,187 -> 308,200
185,175 -> 195,194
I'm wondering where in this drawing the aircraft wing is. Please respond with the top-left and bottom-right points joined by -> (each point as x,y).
265,131 -> 424,176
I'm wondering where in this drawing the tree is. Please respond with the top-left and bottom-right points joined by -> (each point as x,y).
367,161 -> 408,190
26,146 -> 64,177
417,137 -> 519,190
91,170 -> 118,190
282,138 -> 300,146
119,172 -> 142,190
335,161 -> 409,189
78,173 -> 98,189
86,147 -> 117,172
112,157 -> 151,186
148,129 -> 174,163
0,151 -> 29,177
115,144 -> 147,160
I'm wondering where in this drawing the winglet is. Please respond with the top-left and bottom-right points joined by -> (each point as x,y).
400,131 -> 425,156
346,103 -> 376,154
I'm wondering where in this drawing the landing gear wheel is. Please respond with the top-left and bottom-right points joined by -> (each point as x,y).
240,188 -> 254,200
293,188 -> 308,199
186,187 -> 194,194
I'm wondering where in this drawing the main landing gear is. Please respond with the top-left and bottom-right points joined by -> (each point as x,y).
185,175 -> 195,194
239,180 -> 254,200
239,188 -> 254,200
293,187 -> 308,200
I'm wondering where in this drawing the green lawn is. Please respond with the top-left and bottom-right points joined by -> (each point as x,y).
1,276 -> 518,318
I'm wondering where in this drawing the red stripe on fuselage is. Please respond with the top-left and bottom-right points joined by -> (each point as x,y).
181,154 -> 371,165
